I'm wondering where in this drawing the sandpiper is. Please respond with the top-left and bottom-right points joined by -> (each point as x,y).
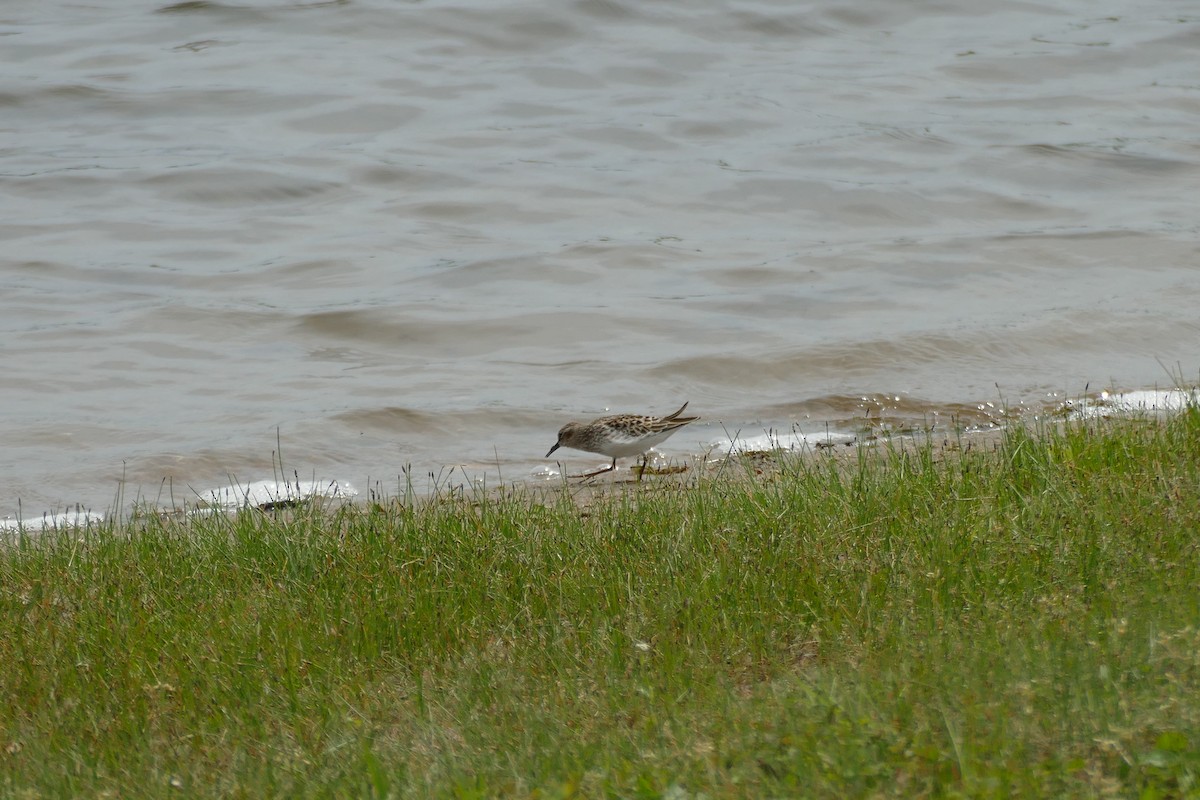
545,402 -> 698,479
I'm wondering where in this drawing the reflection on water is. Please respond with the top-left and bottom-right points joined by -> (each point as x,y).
2,0 -> 1199,516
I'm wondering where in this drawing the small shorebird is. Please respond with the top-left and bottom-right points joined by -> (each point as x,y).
545,402 -> 699,480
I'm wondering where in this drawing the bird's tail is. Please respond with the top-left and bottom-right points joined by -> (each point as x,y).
663,401 -> 699,424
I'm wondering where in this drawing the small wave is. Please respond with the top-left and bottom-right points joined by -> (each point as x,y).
1063,389 -> 1199,420
1,510 -> 106,534
193,478 -> 358,512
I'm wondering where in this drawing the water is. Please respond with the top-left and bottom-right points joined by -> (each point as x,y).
3,0 -> 1199,517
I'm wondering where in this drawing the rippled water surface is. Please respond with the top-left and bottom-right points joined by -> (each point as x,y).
3,0 -> 1199,516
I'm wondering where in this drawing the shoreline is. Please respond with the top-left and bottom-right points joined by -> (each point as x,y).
3,386 -> 1196,533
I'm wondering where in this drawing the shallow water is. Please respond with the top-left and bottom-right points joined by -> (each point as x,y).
3,0 -> 1199,517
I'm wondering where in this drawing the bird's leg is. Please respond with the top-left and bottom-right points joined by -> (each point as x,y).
636,453 -> 648,483
579,457 -> 617,479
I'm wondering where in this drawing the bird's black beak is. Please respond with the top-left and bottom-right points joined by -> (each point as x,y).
545,442 -> 560,458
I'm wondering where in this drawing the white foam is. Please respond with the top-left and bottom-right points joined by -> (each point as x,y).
194,479 -> 358,511
529,464 -> 562,480
0,510 -> 106,533
708,428 -> 856,454
1063,388 -> 1199,419
2,479 -> 358,532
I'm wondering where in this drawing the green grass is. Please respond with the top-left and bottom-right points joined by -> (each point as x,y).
3,411 -> 1200,797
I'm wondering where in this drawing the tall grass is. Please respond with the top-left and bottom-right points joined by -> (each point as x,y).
2,411 -> 1199,797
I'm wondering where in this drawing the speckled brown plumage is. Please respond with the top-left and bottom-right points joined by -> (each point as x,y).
545,402 -> 698,478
